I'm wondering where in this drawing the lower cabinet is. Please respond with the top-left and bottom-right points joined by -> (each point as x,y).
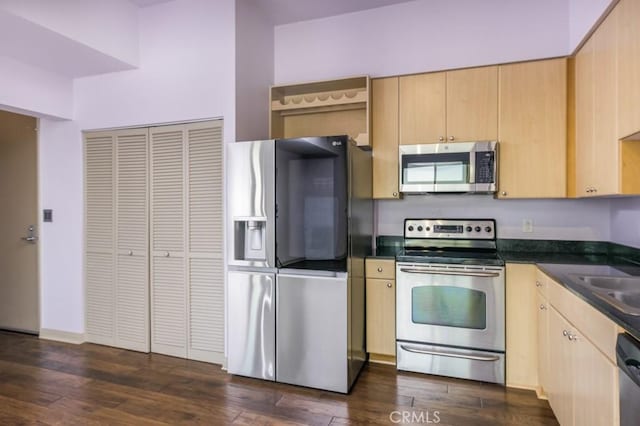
365,258 -> 396,363
541,272 -> 619,426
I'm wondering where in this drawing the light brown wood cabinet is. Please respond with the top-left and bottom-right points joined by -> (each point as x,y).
542,271 -> 619,426
536,291 -> 549,397
574,1 -> 640,197
365,258 -> 396,363
617,0 -> 640,140
399,66 -> 498,145
505,263 -> 539,390
371,77 -> 400,199
497,59 -> 567,198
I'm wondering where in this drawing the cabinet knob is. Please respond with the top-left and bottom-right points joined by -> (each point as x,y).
377,267 -> 383,272
439,136 -> 444,141
535,281 -> 542,287
562,329 -> 568,336
386,282 -> 393,288
449,136 -> 455,141
392,192 -> 398,197
128,250 -> 133,256
501,191 -> 507,196
539,304 -> 546,310
568,333 -> 578,341
165,252 -> 170,257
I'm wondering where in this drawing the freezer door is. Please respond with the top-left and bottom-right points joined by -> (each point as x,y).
227,140 -> 276,268
227,270 -> 275,380
276,273 -> 348,393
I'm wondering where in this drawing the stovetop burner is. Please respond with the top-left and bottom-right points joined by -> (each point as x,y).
399,218 -> 503,266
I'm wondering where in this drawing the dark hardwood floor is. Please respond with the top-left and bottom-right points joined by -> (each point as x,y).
0,331 -> 558,425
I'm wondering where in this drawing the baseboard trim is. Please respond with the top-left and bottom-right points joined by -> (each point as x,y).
39,328 -> 85,344
368,353 -> 397,365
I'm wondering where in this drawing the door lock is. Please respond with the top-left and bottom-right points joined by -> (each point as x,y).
21,225 -> 38,244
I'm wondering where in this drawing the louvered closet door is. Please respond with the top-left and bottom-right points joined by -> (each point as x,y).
186,121 -> 224,363
115,129 -> 150,352
85,133 -> 115,346
150,125 -> 187,358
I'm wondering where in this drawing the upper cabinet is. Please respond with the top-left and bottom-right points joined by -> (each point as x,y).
269,76 -> 371,147
372,77 -> 400,199
617,0 -> 640,140
497,58 -> 567,198
399,66 -> 498,144
574,1 -> 640,197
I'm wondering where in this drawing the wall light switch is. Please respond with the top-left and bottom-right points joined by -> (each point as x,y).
522,219 -> 533,233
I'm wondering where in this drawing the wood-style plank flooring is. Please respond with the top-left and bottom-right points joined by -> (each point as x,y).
0,331 -> 558,425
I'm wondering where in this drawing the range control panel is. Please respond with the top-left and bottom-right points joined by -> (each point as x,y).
404,219 -> 496,240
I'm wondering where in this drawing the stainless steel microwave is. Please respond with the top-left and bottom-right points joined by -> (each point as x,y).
399,141 -> 497,194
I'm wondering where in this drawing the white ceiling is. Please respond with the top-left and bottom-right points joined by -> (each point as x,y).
129,0 -> 416,24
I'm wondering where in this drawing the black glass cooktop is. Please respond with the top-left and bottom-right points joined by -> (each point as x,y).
396,248 -> 505,266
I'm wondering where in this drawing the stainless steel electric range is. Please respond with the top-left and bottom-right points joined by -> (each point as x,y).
395,218 -> 506,384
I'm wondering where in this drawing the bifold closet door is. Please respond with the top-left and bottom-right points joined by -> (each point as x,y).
150,120 -> 224,363
85,133 -> 116,346
150,124 -> 188,358
114,129 -> 150,352
85,129 -> 150,352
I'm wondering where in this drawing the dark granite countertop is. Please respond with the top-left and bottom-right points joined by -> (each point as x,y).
370,235 -> 640,338
537,262 -> 640,342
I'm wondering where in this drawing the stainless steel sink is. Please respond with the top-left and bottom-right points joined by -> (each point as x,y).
577,276 -> 640,291
569,274 -> 640,316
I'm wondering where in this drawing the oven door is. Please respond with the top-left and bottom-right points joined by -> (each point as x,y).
396,262 -> 505,352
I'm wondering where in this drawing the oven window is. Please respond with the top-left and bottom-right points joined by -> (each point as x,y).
411,286 -> 487,329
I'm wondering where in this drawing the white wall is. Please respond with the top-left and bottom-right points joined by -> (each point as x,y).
377,196 -> 611,241
0,56 -> 73,119
568,0 -> 615,51
274,0 -> 569,83
35,0 -> 236,334
38,119 -> 84,333
235,0 -> 273,141
0,0 -> 139,66
610,197 -> 640,248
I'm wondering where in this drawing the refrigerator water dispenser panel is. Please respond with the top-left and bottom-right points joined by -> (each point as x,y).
233,218 -> 267,261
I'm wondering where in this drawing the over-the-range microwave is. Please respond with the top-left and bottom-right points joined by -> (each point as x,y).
399,141 -> 497,194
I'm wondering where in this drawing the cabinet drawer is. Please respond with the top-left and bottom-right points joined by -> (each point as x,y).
366,258 -> 395,279
548,277 -> 618,362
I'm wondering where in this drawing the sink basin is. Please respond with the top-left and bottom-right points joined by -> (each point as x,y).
568,274 -> 640,316
577,276 -> 640,291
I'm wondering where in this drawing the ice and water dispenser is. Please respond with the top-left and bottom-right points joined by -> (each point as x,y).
233,218 -> 267,261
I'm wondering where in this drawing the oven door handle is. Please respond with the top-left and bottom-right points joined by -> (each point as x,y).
400,345 -> 501,362
399,267 -> 501,278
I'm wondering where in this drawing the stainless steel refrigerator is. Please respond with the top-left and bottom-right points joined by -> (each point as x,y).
226,136 -> 372,393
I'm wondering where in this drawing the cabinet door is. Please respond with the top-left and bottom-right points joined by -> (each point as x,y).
573,330 -> 618,426
446,66 -> 498,142
497,59 -> 567,198
547,307 -> 574,426
399,72 -> 446,144
617,0 -> 640,139
372,77 -> 400,199
114,129 -> 149,352
592,8 -> 619,196
150,124 -> 187,359
537,293 -> 549,394
505,263 -> 538,389
575,36 -> 595,197
366,278 -> 396,356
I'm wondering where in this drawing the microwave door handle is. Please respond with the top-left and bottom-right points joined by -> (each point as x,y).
400,345 -> 501,362
399,267 -> 501,278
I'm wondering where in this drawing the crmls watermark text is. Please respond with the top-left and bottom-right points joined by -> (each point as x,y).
389,410 -> 441,424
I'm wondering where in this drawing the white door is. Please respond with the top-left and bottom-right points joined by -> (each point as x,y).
0,110 -> 39,333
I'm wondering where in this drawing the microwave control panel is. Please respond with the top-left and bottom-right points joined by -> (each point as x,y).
475,151 -> 495,184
